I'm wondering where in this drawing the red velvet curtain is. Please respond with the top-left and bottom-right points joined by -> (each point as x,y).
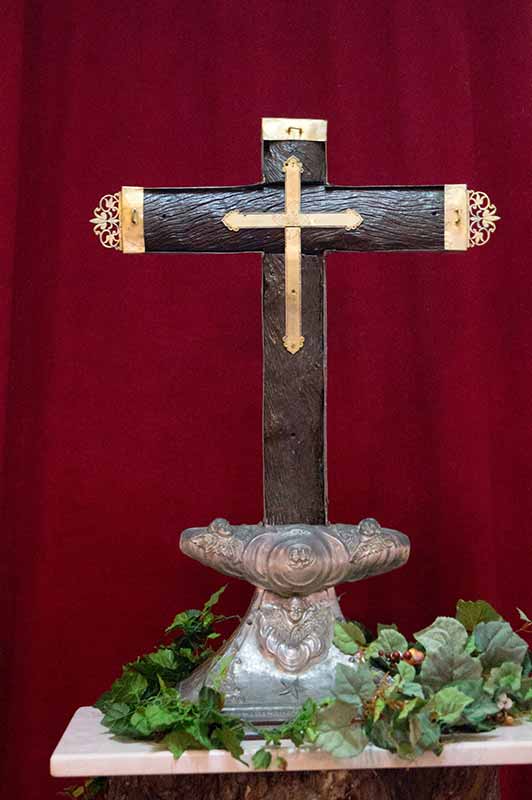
2,2 -> 532,797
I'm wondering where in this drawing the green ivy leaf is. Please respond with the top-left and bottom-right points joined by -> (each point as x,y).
252,747 -> 272,769
426,687 -> 474,725
210,654 -> 234,691
373,697 -> 386,721
203,585 -> 227,613
401,681 -> 425,699
145,648 -> 177,671
456,600 -> 502,632
130,701 -> 184,737
397,661 -> 416,683
415,617 -> 468,653
212,726 -> 245,761
408,711 -> 442,755
395,660 -> 424,699
162,730 -> 202,759
484,662 -> 522,695
333,621 -> 366,654
366,628 -> 408,659
474,622 -> 528,669
449,678 -> 483,697
97,670 -> 148,711
377,623 -> 398,634
370,717 -> 396,751
419,645 -> 482,691
334,663 -> 375,711
275,756 -> 288,770
398,698 -> 422,721
165,609 -> 201,635
462,696 -> 499,728
518,678 -> 532,704
315,700 -> 368,758
414,617 -> 481,691
101,703 -> 134,737
257,698 -> 319,749
198,685 -> 225,715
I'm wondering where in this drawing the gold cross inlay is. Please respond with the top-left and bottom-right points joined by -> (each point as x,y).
222,156 -> 363,354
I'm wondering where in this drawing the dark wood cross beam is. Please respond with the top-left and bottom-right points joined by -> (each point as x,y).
91,117 -> 498,528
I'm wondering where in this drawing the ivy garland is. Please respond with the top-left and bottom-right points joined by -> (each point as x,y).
64,590 -> 532,798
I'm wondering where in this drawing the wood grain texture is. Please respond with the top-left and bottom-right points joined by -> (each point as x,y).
262,141 -> 326,183
144,186 -> 444,254
104,766 -> 500,800
262,254 -> 326,525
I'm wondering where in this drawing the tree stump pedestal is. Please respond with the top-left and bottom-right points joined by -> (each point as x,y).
104,767 -> 500,800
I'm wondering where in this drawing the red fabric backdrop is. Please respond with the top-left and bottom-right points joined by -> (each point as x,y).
2,1 -> 532,797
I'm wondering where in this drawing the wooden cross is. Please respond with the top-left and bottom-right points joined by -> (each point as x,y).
91,117 -> 499,529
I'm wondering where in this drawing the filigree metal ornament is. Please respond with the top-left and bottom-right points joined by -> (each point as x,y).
90,193 -> 121,250
468,190 -> 500,247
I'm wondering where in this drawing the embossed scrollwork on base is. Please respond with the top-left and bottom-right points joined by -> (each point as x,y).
468,190 -> 500,247
90,192 -> 121,250
180,517 -> 410,593
257,596 -> 333,672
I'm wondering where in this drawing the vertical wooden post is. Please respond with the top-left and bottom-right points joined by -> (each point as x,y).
262,252 -> 327,525
261,138 -> 329,526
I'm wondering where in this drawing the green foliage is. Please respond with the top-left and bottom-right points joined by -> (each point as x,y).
252,748 -> 272,769
314,700 -> 368,757
474,621 -> 528,669
93,592 -> 532,771
456,599 -> 502,631
426,686 -> 473,724
416,616 -> 468,652
95,587 -> 230,732
334,663 -> 375,711
333,621 -> 366,654
256,698 -> 319,749
485,662 -> 522,695
96,587 -> 246,761
414,617 -> 482,691
366,627 -> 408,660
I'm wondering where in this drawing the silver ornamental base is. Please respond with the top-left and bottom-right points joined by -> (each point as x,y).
178,517 -> 410,723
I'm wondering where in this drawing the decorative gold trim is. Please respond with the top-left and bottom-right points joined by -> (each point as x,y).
121,186 -> 145,253
262,117 -> 327,142
468,190 -> 500,247
283,227 -> 304,354
90,193 -> 121,250
284,156 -> 303,215
282,158 -> 304,354
444,184 -> 468,251
222,209 -> 362,231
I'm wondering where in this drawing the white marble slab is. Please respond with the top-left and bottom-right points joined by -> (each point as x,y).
51,706 -> 532,777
